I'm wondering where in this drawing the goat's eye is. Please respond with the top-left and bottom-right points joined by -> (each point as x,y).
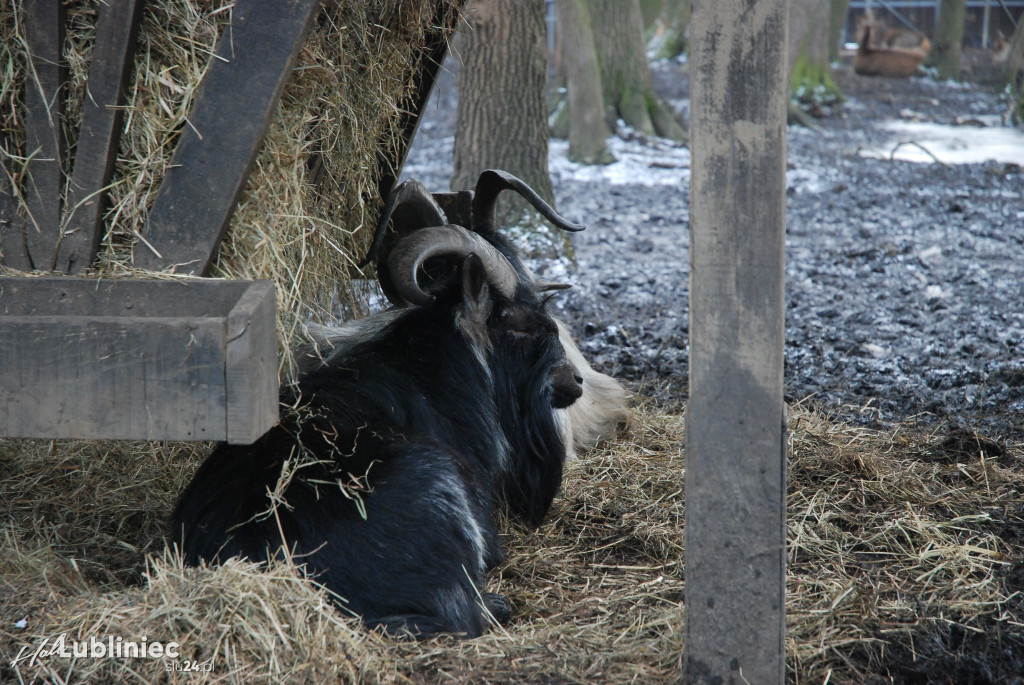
501,307 -> 535,337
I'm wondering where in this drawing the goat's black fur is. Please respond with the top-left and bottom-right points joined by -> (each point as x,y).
171,255 -> 579,638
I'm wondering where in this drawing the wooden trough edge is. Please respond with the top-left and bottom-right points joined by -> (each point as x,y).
0,277 -> 278,444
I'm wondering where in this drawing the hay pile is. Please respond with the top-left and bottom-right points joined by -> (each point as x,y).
1,0 -> 459,376
2,402 -> 1021,683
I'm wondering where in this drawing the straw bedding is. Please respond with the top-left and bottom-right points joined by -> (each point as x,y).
1,402 -> 1021,683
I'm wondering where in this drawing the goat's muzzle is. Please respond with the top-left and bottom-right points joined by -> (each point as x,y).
550,363 -> 584,409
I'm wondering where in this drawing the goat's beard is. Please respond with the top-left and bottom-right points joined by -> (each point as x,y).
491,347 -> 571,527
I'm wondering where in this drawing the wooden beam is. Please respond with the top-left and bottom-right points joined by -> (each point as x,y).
685,0 -> 789,683
133,0 -> 323,275
0,146 -> 29,270
374,1 -> 461,209
56,0 -> 145,274
431,190 -> 474,228
22,0 -> 66,271
225,280 -> 278,444
0,277 -> 278,443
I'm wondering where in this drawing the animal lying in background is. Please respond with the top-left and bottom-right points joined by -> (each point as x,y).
172,227 -> 582,638
363,169 -> 630,453
879,26 -> 930,51
854,23 -> 931,78
990,31 -> 1011,66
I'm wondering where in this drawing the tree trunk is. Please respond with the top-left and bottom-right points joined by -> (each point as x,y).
451,0 -> 554,229
1003,15 -> 1024,123
828,0 -> 851,62
588,0 -> 687,141
789,0 -> 842,116
555,0 -> 614,164
928,0 -> 966,80
638,0 -> 663,29
648,0 -> 691,61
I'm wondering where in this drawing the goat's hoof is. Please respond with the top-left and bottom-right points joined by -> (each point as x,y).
482,592 -> 512,625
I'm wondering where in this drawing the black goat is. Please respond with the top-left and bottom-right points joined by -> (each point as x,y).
362,169 -> 629,453
171,227 -> 581,638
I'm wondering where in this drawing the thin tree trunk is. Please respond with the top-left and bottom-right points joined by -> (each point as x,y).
556,0 -> 613,164
828,0 -> 851,62
588,0 -> 686,141
928,0 -> 967,80
1003,16 -> 1024,122
789,0 -> 842,116
451,0 -> 554,228
648,0 -> 691,61
638,0 -> 663,28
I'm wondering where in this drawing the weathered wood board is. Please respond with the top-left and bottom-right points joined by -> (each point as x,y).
374,1 -> 461,210
0,153 -> 25,270
685,0 -> 789,682
57,0 -> 145,274
133,0 -> 323,275
21,0 -> 66,271
0,278 -> 278,443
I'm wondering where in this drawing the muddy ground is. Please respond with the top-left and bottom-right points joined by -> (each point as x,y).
404,54 -> 1024,443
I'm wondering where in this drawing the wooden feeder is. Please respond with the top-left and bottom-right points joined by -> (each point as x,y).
0,0 -> 459,444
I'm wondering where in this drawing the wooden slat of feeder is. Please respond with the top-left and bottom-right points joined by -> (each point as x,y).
225,279 -> 279,445
22,0 -> 66,272
0,278 -> 278,444
134,0 -> 323,276
0,150 -> 26,270
374,1 -> 460,205
57,0 -> 145,275
431,191 -> 474,229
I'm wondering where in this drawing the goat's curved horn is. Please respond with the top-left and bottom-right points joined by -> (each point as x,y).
360,179 -> 448,267
472,169 -> 586,235
388,225 -> 520,306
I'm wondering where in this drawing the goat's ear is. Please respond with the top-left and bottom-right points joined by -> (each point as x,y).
461,253 -> 492,322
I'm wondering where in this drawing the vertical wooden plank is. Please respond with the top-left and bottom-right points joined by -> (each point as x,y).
685,0 -> 789,683
57,0 -> 145,274
133,0 -> 323,275
0,149 -> 29,270
431,190 -> 474,227
374,1 -> 462,210
22,0 -> 66,271
225,280 -> 278,444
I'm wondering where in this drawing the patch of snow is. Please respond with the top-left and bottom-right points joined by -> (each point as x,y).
787,167 -> 834,194
860,120 -> 1024,165
549,136 -> 690,187
862,343 -> 889,358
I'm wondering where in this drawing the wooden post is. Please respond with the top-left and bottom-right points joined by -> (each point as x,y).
982,0 -> 991,49
685,0 -> 788,683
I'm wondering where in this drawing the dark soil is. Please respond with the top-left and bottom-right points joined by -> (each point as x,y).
404,54 -> 1024,443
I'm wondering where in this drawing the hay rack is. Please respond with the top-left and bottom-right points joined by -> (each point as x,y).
0,0 -> 455,444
